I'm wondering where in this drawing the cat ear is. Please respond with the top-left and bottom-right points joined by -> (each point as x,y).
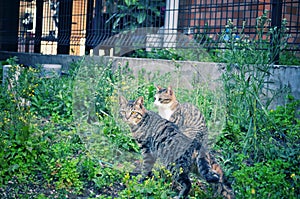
119,96 -> 128,106
156,85 -> 162,91
135,96 -> 144,106
167,86 -> 173,95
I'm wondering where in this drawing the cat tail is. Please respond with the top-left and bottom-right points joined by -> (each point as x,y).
196,152 -> 220,183
206,152 -> 235,199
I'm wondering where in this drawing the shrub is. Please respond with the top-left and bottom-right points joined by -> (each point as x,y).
118,170 -> 175,198
233,159 -> 298,198
30,69 -> 74,122
0,62 -> 41,185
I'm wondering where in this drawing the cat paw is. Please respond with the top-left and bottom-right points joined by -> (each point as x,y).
205,172 -> 220,183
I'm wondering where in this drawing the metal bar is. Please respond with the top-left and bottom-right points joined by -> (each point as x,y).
164,0 -> 179,48
85,0 -> 94,54
0,0 -> 20,52
34,0 -> 44,53
271,0 -> 283,64
1,0 -> 299,55
57,0 -> 73,54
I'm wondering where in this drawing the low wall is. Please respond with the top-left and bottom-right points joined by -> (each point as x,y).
0,51 -> 222,89
1,51 -> 299,108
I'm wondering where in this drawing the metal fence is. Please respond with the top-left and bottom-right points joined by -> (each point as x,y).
0,0 -> 299,56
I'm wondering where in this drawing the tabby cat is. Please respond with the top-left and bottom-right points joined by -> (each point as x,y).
154,86 -> 234,199
119,96 -> 219,198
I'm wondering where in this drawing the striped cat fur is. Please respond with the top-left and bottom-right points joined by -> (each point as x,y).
154,86 -> 235,199
119,96 -> 220,199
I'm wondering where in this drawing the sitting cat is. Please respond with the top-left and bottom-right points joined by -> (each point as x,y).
119,96 -> 220,198
154,86 -> 234,199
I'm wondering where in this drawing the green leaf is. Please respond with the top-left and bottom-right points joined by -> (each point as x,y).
137,5 -> 146,9
124,0 -> 130,6
125,0 -> 136,6
113,17 -> 121,29
11,164 -> 19,172
136,12 -> 146,24
153,9 -> 160,16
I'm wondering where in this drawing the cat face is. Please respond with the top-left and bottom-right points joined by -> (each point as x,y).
119,96 -> 146,125
154,86 -> 175,108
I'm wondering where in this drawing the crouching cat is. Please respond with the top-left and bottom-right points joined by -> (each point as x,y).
119,96 -> 219,198
154,86 -> 235,199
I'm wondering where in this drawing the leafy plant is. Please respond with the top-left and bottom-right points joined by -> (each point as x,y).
214,11 -> 300,199
49,157 -> 83,192
106,0 -> 165,31
0,56 -> 19,85
0,59 -> 97,197
30,71 -> 74,122
0,64 -> 41,185
101,115 -> 139,152
93,166 -> 124,190
279,50 -> 300,65
218,11 -> 291,160
233,159 -> 299,198
130,48 -> 184,60
118,169 -> 175,198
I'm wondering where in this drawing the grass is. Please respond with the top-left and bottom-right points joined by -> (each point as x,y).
0,55 -> 299,198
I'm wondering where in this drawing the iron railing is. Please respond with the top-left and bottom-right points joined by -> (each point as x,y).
0,0 -> 299,56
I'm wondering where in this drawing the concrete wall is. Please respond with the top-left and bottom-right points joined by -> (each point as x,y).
1,51 -> 299,108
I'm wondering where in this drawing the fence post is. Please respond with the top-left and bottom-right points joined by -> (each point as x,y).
0,0 -> 20,52
271,0 -> 283,64
57,0 -> 73,54
34,0 -> 43,53
163,0 -> 179,48
85,0 -> 95,55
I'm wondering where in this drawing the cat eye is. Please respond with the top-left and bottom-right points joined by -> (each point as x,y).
130,110 -> 143,118
131,110 -> 137,114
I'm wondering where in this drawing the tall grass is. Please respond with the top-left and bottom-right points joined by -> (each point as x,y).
214,11 -> 300,197
217,10 -> 293,160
